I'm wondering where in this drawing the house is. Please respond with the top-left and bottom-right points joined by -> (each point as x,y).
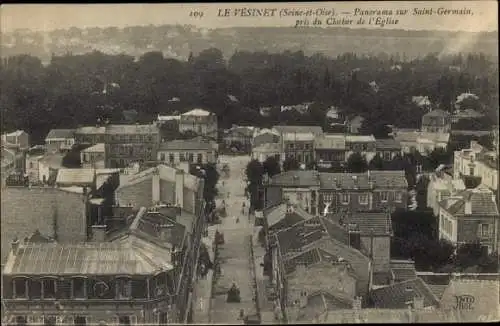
252,128 -> 281,148
347,116 -> 365,134
453,140 -> 498,191
325,106 -> 342,121
451,108 -> 485,124
369,278 -> 440,309
0,186 -> 90,264
318,171 -> 408,214
56,168 -> 96,189
157,139 -> 217,165
259,106 -> 272,117
274,126 -> 323,165
1,146 -> 24,174
80,143 -> 106,169
44,128 -> 75,152
427,169 -> 466,216
438,186 -> 499,253
421,109 -> 451,133
223,125 -> 254,150
1,239 -> 175,325
412,96 -> 431,109
314,134 -> 346,167
375,138 -> 402,161
74,126 -> 107,145
1,130 -> 29,151
179,108 -> 218,140
115,164 -> 203,216
393,130 -> 450,154
345,135 -> 377,162
25,145 -> 46,183
280,103 -> 311,115
251,143 -> 283,163
38,152 -> 65,184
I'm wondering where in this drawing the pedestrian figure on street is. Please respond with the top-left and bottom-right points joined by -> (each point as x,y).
236,217 -> 239,223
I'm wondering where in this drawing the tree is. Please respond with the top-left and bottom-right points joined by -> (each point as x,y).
346,153 -> 368,173
368,153 -> 384,170
245,160 -> 264,210
62,149 -> 82,168
263,156 -> 281,178
190,163 -> 219,216
283,156 -> 300,172
425,147 -> 453,171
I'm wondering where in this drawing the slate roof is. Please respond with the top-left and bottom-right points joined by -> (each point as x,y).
270,170 -> 320,187
3,241 -> 172,276
370,278 -> 440,309
132,211 -> 187,248
327,211 -> 392,235
283,247 -> 341,275
424,109 -> 450,118
182,108 -> 212,116
319,171 -> 407,190
275,216 -> 326,255
158,139 -> 214,151
296,290 -> 353,322
56,168 -> 95,185
105,124 -> 158,135
117,164 -> 199,192
81,143 -> 105,153
273,125 -> 323,135
45,129 -> 75,140
439,188 -> 499,216
265,203 -> 313,230
375,138 -> 402,150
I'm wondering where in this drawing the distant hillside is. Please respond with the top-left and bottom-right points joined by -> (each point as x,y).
1,25 -> 498,64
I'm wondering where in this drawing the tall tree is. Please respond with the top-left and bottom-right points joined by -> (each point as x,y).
283,156 -> 300,172
368,153 -> 385,170
263,156 -> 281,178
346,153 -> 368,173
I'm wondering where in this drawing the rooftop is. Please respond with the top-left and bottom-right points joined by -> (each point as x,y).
157,114 -> 181,121
45,129 -> 75,140
158,139 -> 214,151
273,125 -> 323,135
283,247 -> 344,275
56,168 -> 95,185
282,132 -> 316,142
252,142 -> 281,152
181,108 -> 212,117
3,241 -> 173,276
438,187 -> 499,216
370,278 -> 440,309
319,171 -> 407,190
314,135 -> 346,150
345,135 -> 376,143
326,211 -> 392,235
375,138 -> 402,150
117,164 -> 199,192
423,109 -> 451,118
265,203 -> 314,230
81,143 -> 105,153
3,130 -> 26,137
75,124 -> 158,135
270,170 -> 320,187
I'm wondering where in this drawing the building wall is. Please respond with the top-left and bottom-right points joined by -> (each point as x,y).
81,151 -> 105,168
457,217 -> 499,252
371,190 -> 407,212
282,188 -> 317,214
439,210 -> 458,244
315,149 -> 345,163
25,156 -> 41,183
283,140 -> 315,164
116,179 -> 153,209
179,116 -> 218,139
182,187 -> 196,214
157,150 -> 215,165
360,236 -> 391,272
253,133 -> 280,148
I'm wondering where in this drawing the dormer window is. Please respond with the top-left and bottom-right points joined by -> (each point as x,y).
72,277 -> 86,299
13,278 -> 28,299
43,278 -> 57,299
116,277 -> 132,299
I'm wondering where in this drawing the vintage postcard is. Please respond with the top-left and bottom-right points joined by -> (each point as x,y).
1,1 -> 498,325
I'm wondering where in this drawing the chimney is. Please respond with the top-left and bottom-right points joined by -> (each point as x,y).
91,225 -> 107,242
11,237 -> 20,254
152,168 -> 160,203
175,169 -> 184,208
159,224 -> 173,242
464,199 -> 472,215
413,296 -> 424,310
352,296 -> 362,310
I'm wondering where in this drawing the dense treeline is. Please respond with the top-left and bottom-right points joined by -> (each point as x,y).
1,49 -> 498,144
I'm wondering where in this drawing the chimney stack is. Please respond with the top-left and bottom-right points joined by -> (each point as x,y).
91,225 -> 107,242
159,224 -> 173,242
175,169 -> 184,208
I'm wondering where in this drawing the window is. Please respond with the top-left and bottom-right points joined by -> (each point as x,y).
74,316 -> 87,326
383,151 -> 392,161
15,316 -> 27,326
72,277 -> 86,299
289,143 -> 294,150
118,316 -> 131,325
158,311 -> 168,324
297,154 -> 302,162
44,316 -> 57,326
480,224 -> 490,238
380,191 -> 388,202
30,280 -> 42,299
43,278 -> 57,299
395,193 -> 403,202
304,143 -> 310,150
362,144 -> 368,151
197,153 -> 203,163
179,153 -> 185,162
469,167 -> 475,176
13,278 -> 27,299
323,193 -> 333,202
359,194 -> 368,205
188,153 -> 194,163
160,153 -> 165,161
116,278 -> 132,299
169,154 -> 175,163
341,193 -> 349,204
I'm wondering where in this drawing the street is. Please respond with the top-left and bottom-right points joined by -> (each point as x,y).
209,155 -> 258,324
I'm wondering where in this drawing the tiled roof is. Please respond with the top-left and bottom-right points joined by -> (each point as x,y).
56,168 -> 95,185
265,203 -> 313,229
375,138 -> 401,150
370,278 -> 440,309
105,124 -> 158,135
132,211 -> 187,248
273,125 -> 323,135
426,284 -> 448,300
181,108 -> 212,116
3,241 -> 172,275
270,170 -> 320,187
118,164 -> 199,192
440,279 -> 500,321
283,247 -> 341,275
314,135 -> 346,150
275,216 -> 326,255
45,129 -> 75,140
345,135 -> 376,143
439,188 -> 499,216
158,139 -> 214,151
319,171 -> 407,190
296,290 -> 352,322
392,269 -> 417,282
424,109 -> 450,118
81,143 -> 105,153
327,211 -> 392,235
252,142 -> 281,153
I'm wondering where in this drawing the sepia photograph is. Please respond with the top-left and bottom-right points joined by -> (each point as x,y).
0,1 -> 498,324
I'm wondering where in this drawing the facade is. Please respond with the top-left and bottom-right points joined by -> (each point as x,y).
314,134 -> 346,167
223,125 -> 254,149
438,187 -> 499,253
45,129 -> 75,152
1,130 -> 30,151
56,168 -> 96,189
393,130 -> 450,154
157,139 -> 217,165
81,143 -> 106,169
427,170 -> 466,216
274,126 -> 323,165
252,128 -> 281,148
179,109 -> 218,140
38,153 -> 64,184
345,135 -> 377,162
421,109 -> 451,133
453,141 -> 498,191
74,124 -> 160,168
375,138 -> 402,161
251,143 -> 282,163
347,116 -> 365,134
25,146 -> 46,183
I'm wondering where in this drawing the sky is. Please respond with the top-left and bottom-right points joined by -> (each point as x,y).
1,2 -> 498,33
